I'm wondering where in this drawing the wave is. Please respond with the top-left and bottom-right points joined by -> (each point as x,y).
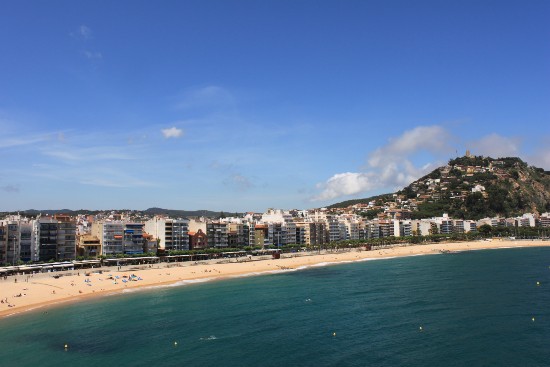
229,265 -> 312,278
110,247 -> 528,295
200,335 -> 218,341
121,277 -> 218,293
120,254 -> 438,294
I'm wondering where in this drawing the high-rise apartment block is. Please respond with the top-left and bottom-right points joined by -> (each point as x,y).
144,216 -> 190,251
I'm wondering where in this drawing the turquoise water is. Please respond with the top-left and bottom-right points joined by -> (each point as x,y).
1,247 -> 549,366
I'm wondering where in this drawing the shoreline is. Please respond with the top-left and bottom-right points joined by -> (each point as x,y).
1,240 -> 549,319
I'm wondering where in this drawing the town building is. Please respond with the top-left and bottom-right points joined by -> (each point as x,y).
77,235 -> 101,258
92,221 -> 124,256
32,215 -> 77,262
295,221 -> 326,247
189,229 -> 208,250
206,221 -> 228,248
144,216 -> 190,251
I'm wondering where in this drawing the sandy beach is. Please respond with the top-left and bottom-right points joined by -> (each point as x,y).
1,239 -> 549,319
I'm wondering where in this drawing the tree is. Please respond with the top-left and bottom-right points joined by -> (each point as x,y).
464,192 -> 488,219
400,186 -> 417,199
428,170 -> 442,179
449,168 -> 463,178
478,224 -> 493,236
360,208 -> 384,220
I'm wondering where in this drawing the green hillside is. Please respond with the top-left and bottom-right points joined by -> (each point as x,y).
329,156 -> 550,220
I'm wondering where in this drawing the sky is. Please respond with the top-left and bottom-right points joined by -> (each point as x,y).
0,0 -> 549,212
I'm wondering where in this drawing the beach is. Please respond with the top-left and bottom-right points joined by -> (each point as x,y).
1,239 -> 549,319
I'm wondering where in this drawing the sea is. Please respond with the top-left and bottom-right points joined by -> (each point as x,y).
1,246 -> 549,367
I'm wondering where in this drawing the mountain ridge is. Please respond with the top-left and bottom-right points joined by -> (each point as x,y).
0,208 -> 234,218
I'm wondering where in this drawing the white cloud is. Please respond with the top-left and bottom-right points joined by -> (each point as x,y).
82,50 -> 102,59
80,25 -> 92,38
0,135 -> 48,148
175,85 -> 235,110
72,26 -> 102,61
78,176 -> 154,188
78,25 -> 92,39
161,127 -> 184,139
225,174 -> 253,191
368,125 -> 452,167
312,125 -> 450,202
528,142 -> 550,170
71,25 -> 93,40
0,125 -> 169,196
312,172 -> 376,201
211,159 -> 254,191
468,133 -> 522,158
312,126 -> 548,203
27,160 -> 157,189
42,148 -> 134,163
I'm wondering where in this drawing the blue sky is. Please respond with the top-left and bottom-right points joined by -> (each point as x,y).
0,0 -> 549,212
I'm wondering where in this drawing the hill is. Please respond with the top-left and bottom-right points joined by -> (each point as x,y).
143,208 -> 234,218
327,193 -> 393,209
0,208 -> 238,219
329,155 -> 550,220
0,209 -> 102,217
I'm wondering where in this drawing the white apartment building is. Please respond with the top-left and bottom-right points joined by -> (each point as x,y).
411,219 -> 433,236
261,208 -> 293,224
31,215 -> 77,262
144,216 -> 190,251
519,213 -> 536,227
0,216 -> 23,265
259,209 -> 298,245
294,221 -> 323,246
463,220 -> 477,232
339,217 -> 360,240
0,216 -> 36,264
393,220 -> 412,237
1,215 -> 78,264
92,221 -> 124,255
